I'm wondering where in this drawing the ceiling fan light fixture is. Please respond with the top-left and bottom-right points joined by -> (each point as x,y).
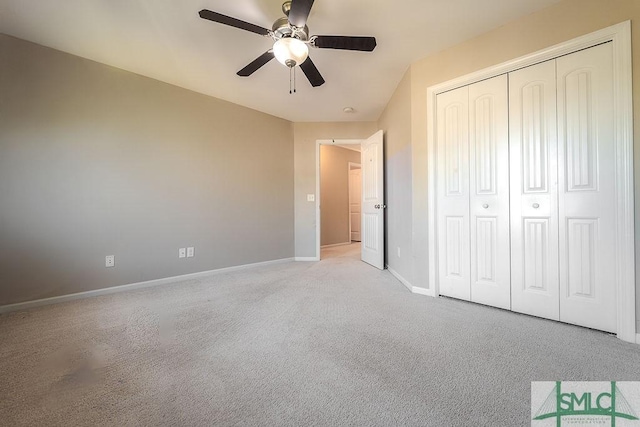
199,1 -> 376,88
273,37 -> 309,68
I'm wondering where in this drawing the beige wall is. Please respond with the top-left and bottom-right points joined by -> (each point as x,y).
293,122 -> 378,258
0,34 -> 294,305
401,0 -> 640,328
320,146 -> 360,246
377,68 -> 413,283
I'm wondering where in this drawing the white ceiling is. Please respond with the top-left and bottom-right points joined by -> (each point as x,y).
0,0 -> 562,122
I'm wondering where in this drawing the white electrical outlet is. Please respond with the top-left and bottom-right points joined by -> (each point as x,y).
397,247 -> 401,258
105,255 -> 115,268
307,194 -> 315,202
187,247 -> 195,258
179,248 -> 186,258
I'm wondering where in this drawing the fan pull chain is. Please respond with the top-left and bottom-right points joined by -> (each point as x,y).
289,66 -> 297,95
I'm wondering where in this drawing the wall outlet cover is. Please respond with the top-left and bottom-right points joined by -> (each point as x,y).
187,247 -> 195,258
307,194 -> 315,202
105,255 -> 115,268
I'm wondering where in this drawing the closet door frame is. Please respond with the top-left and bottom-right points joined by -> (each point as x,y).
426,21 -> 635,343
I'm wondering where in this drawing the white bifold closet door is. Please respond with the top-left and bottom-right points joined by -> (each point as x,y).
509,43 -> 617,332
556,43 -> 617,332
469,75 -> 510,309
509,59 -> 560,321
436,85 -> 471,301
436,42 -> 617,333
437,75 -> 510,308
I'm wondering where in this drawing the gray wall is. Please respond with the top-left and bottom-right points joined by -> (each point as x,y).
377,69 -> 413,284
320,146 -> 360,246
0,34 -> 294,305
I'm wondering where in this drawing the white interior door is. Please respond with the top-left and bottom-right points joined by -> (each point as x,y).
509,60 -> 560,321
436,86 -> 471,300
468,75 -> 511,309
349,167 -> 362,242
361,130 -> 384,269
557,43 -> 617,332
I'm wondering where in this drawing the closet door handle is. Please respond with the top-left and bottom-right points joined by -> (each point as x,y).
533,203 -> 540,209
482,204 -> 489,209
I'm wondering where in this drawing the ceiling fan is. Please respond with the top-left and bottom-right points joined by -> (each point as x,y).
198,0 -> 377,91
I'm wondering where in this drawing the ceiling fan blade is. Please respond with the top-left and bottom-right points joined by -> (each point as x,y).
299,57 -> 325,87
313,36 -> 377,52
199,9 -> 270,36
288,0 -> 314,28
237,51 -> 275,77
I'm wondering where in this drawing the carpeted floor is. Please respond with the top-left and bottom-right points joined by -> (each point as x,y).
1,243 -> 639,426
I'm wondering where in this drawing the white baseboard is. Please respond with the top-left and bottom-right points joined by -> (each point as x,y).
295,257 -> 319,261
0,257 -> 294,314
388,266 -> 413,292
387,266 -> 435,297
412,286 -> 435,297
320,242 -> 351,249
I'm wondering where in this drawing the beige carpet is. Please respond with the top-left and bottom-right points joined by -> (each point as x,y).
1,243 -> 639,426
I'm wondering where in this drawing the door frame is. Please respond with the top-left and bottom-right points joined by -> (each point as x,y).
348,162 -> 362,242
315,139 -> 363,260
426,21 -> 635,343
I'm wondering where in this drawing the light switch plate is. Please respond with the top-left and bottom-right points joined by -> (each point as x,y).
307,194 -> 315,202
179,248 -> 186,258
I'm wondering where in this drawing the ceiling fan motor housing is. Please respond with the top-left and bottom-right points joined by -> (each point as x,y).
272,16 -> 309,41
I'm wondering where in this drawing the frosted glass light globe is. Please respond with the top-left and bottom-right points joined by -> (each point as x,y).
273,37 -> 309,67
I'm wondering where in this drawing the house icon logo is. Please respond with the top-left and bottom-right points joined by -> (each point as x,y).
532,381 -> 640,427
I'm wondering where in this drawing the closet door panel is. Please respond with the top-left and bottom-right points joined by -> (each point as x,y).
557,42 -> 617,332
469,74 -> 510,309
509,60 -> 560,320
437,86 -> 471,300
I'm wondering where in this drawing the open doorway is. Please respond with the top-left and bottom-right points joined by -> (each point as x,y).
315,131 -> 385,267
318,142 -> 361,259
